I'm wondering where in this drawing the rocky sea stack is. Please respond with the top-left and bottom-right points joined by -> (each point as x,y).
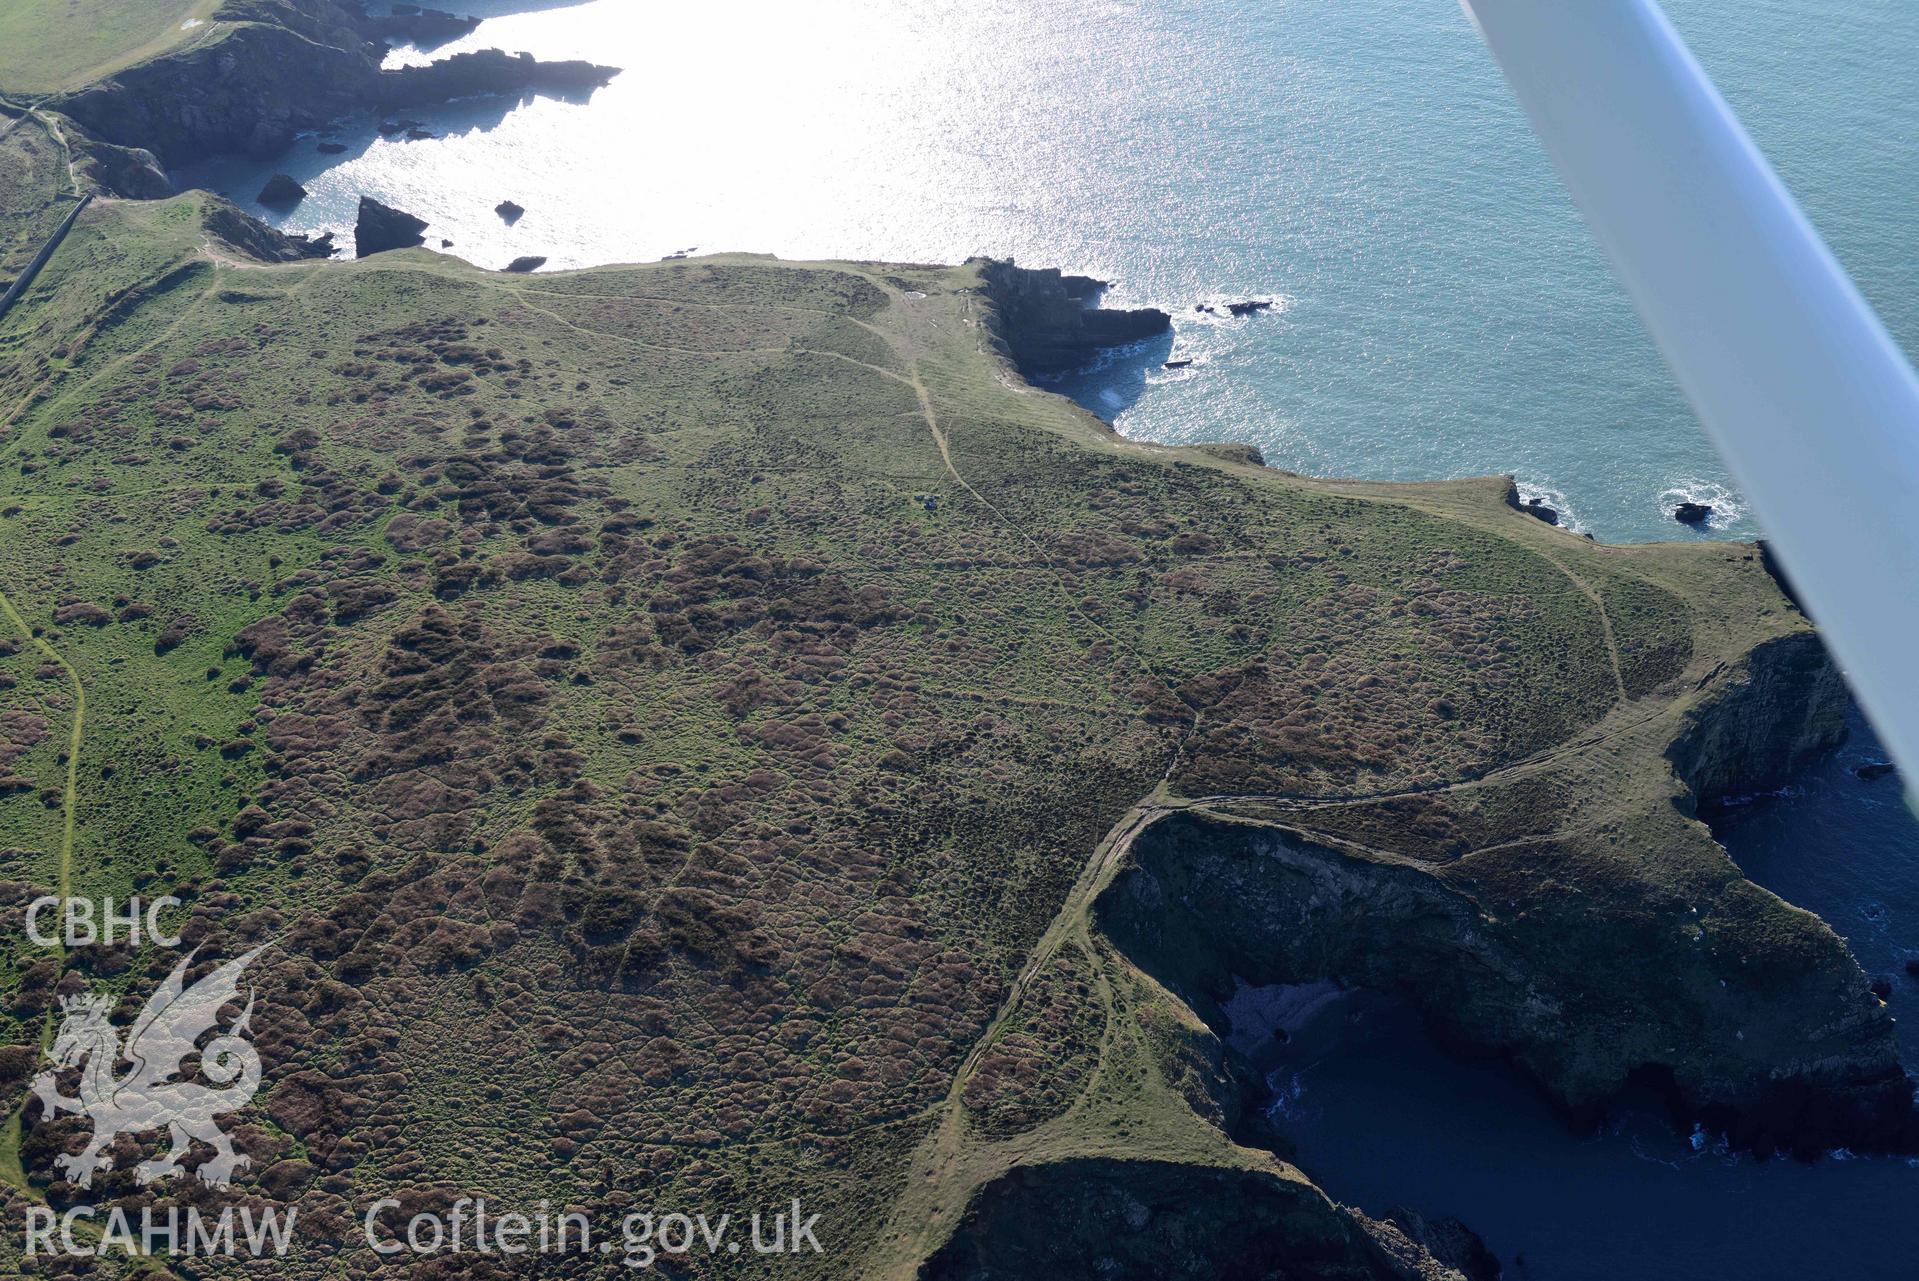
354,196 -> 428,257
1503,479 -> 1562,526
256,172 -> 307,209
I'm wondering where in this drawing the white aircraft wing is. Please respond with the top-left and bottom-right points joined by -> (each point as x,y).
1463,0 -> 1919,792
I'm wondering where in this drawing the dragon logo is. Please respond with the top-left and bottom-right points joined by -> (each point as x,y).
30,947 -> 265,1189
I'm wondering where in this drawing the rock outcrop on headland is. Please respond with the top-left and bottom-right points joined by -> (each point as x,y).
973,257 -> 1171,377
48,0 -> 618,191
203,197 -> 335,261
382,48 -> 615,109
361,4 -> 481,46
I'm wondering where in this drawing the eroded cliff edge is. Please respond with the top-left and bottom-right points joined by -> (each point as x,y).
1094,626 -> 1905,1159
921,598 -> 1901,1278
1669,630 -> 1849,805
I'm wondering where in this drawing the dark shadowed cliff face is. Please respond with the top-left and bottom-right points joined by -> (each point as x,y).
1668,631 -> 1850,806
1097,799 -> 1911,1159
56,1 -> 378,166
50,0 -> 617,181
920,1159 -> 1461,1281
973,257 -> 1172,377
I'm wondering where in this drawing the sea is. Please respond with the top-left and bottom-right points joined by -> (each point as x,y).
179,1 -> 1919,1275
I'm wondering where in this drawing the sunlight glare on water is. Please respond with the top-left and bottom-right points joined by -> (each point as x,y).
180,0 -> 1919,542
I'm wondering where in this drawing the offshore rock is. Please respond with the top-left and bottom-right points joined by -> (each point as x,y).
290,230 -> 337,259
1501,477 -> 1560,526
257,172 -> 307,208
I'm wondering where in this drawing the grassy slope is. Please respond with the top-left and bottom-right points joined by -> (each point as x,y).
0,196 -> 1849,1277
0,111 -> 71,285
0,0 -> 220,96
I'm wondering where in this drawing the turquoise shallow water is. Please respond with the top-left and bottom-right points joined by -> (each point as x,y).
178,3 -> 1919,1274
182,0 -> 1919,542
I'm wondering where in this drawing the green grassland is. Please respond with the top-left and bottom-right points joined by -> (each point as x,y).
0,194 -> 1872,1277
0,0 -> 219,96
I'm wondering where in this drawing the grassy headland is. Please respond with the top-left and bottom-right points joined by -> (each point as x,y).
0,192 -> 1897,1278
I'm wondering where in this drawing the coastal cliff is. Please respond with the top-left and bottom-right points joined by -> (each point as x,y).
973,257 -> 1172,377
921,1160 -> 1477,1281
1668,630 -> 1850,806
1096,800 -> 1909,1160
48,0 -> 618,186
